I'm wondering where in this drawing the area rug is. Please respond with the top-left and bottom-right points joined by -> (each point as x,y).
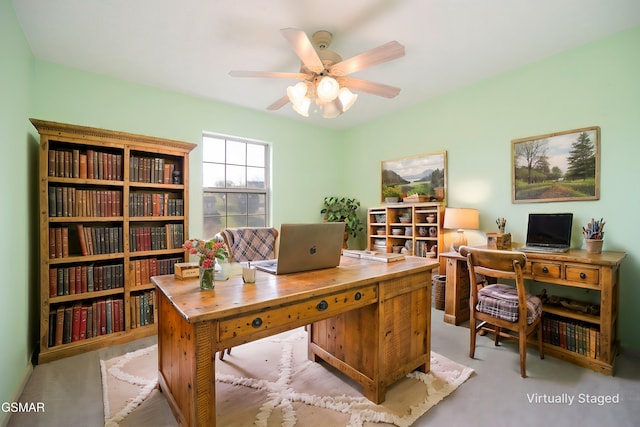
101,328 -> 474,427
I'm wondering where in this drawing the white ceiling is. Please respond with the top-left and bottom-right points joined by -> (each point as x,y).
12,0 -> 640,130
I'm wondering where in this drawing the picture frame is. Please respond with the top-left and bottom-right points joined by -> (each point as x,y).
511,126 -> 600,203
381,151 -> 447,204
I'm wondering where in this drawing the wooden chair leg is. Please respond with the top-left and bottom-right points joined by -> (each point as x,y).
493,327 -> 501,346
469,320 -> 477,358
519,333 -> 527,378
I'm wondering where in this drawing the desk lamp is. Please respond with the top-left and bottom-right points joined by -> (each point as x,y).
443,208 -> 479,252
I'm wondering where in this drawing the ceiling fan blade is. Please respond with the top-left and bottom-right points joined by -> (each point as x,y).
338,77 -> 401,98
280,28 -> 324,74
267,96 -> 290,111
329,41 -> 405,77
229,70 -> 308,79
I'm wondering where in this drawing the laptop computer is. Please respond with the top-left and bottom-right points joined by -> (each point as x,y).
252,222 -> 345,274
520,213 -> 573,253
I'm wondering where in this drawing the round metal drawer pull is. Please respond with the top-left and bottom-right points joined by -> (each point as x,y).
316,300 -> 329,311
354,292 -> 362,301
580,272 -> 587,279
251,318 -> 263,328
542,267 -> 549,273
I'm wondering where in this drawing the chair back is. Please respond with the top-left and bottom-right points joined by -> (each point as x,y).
459,246 -> 528,320
221,227 -> 279,262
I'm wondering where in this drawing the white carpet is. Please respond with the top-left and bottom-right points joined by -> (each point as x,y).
101,328 -> 474,427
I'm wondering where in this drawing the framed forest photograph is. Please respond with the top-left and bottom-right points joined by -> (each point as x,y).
511,126 -> 600,203
381,151 -> 447,204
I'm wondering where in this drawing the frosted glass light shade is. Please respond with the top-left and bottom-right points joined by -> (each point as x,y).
338,87 -> 358,112
316,76 -> 340,103
321,99 -> 342,118
286,82 -> 308,104
291,96 -> 311,117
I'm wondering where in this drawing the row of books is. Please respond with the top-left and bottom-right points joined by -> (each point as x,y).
130,257 -> 183,287
542,315 -> 600,360
130,155 -> 177,184
47,148 -> 123,181
49,263 -> 124,297
129,224 -> 184,252
129,192 -> 184,217
77,224 -> 124,256
48,297 -> 125,347
48,187 -> 122,217
130,290 -> 155,329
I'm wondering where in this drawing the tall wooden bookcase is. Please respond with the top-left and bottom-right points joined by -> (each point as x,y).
34,119 -> 196,363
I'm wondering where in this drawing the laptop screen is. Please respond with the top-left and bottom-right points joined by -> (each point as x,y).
526,213 -> 573,248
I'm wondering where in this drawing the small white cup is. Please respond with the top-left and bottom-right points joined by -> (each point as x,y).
242,265 -> 256,283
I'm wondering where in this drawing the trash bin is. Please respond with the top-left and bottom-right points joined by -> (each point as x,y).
432,275 -> 446,310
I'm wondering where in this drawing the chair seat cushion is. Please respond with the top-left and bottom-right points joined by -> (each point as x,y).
476,284 -> 542,324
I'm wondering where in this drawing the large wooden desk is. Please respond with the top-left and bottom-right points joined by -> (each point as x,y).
439,248 -> 625,374
152,256 -> 438,427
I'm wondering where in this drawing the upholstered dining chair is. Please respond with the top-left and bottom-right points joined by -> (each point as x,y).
217,227 -> 279,360
459,246 -> 544,377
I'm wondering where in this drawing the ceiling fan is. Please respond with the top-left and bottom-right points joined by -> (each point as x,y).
229,28 -> 405,118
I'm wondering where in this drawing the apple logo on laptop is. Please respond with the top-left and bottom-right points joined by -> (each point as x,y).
309,246 -> 317,255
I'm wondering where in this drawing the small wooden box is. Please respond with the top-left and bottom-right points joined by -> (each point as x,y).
174,262 -> 199,279
486,232 -> 498,249
496,233 -> 512,250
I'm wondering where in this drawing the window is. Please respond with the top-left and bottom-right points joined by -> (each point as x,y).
202,134 -> 269,238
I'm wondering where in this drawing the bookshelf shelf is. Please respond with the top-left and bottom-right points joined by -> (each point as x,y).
35,118 -> 195,363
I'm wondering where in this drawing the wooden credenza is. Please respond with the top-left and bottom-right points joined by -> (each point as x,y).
439,248 -> 625,375
153,256 -> 438,426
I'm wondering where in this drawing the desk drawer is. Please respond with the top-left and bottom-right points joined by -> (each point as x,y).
565,265 -> 599,285
218,284 -> 378,342
530,262 -> 562,280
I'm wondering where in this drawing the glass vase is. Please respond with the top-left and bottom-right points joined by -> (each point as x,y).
199,267 -> 215,290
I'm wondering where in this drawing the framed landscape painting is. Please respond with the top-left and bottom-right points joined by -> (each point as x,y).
381,151 -> 447,203
511,126 -> 600,203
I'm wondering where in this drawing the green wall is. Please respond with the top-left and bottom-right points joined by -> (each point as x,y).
0,0 -> 35,419
2,0 -> 639,414
343,25 -> 640,350
31,62 -> 345,236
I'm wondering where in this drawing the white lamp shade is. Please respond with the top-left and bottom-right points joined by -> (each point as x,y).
338,87 -> 358,112
443,208 -> 479,230
291,95 -> 311,117
321,98 -> 343,118
316,76 -> 340,103
443,207 -> 479,252
287,82 -> 308,103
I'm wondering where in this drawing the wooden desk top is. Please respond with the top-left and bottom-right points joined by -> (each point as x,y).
152,255 -> 439,324
440,247 -> 626,266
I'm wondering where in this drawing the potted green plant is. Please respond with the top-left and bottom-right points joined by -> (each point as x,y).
320,196 -> 364,248
382,186 -> 402,203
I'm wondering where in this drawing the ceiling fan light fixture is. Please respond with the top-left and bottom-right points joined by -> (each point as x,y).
291,95 -> 311,117
337,87 -> 358,112
321,98 -> 343,119
286,81 -> 308,104
316,76 -> 339,103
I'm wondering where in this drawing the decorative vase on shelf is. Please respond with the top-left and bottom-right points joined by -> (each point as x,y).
199,267 -> 215,290
585,239 -> 603,254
